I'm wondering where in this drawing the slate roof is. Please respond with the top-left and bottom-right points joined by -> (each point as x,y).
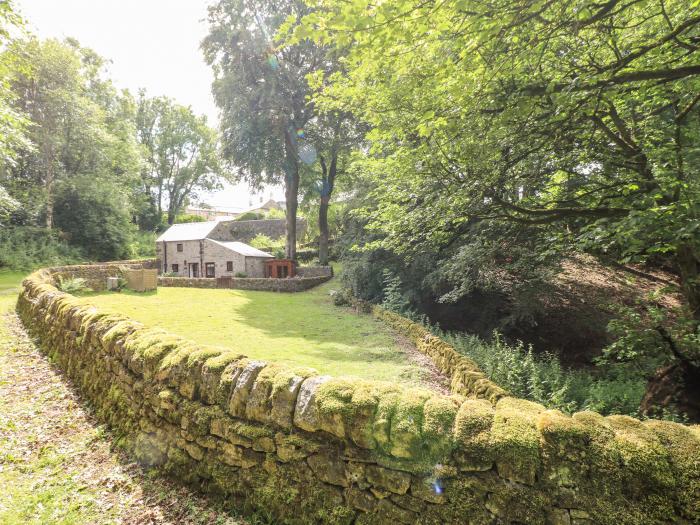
207,239 -> 274,258
155,221 -> 219,242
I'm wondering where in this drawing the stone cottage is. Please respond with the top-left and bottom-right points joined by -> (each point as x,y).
156,221 -> 276,278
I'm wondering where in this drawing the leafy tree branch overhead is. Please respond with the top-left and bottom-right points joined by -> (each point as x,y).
291,0 -> 700,413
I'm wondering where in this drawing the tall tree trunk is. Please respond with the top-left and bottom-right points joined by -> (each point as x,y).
45,144 -> 54,229
677,243 -> 700,323
284,128 -> 299,260
318,154 -> 337,266
318,195 -> 330,265
643,243 -> 700,421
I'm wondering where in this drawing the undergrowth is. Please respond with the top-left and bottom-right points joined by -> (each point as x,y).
440,330 -> 647,417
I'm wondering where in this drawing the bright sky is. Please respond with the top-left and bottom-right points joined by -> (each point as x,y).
15,0 -> 284,211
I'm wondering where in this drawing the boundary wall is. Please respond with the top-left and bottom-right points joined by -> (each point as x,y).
158,275 -> 331,292
15,263 -> 700,524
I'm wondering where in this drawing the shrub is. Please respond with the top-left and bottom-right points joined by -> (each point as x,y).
441,330 -> 646,416
0,226 -> 84,270
234,272 -> 247,278
128,230 -> 156,259
296,249 -> 318,262
53,175 -> 133,261
330,288 -> 352,306
236,211 -> 264,221
174,213 -> 206,223
249,234 -> 277,250
56,276 -> 91,295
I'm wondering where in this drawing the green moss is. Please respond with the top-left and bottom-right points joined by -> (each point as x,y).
234,422 -> 274,440
490,397 -> 543,484
203,351 -> 244,373
643,419 -> 700,516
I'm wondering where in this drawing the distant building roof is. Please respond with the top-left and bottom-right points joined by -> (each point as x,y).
156,221 -> 219,242
207,239 -> 274,258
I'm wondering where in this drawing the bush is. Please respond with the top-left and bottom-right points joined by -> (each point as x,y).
234,272 -> 248,278
0,226 -> 84,270
296,249 -> 318,262
441,330 -> 646,416
173,213 -> 206,223
330,288 -> 352,306
236,211 -> 265,221
128,230 -> 156,259
53,175 -> 133,261
249,234 -> 282,250
56,276 -> 91,294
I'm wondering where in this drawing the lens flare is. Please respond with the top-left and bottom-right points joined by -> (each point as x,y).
298,144 -> 317,165
267,54 -> 279,70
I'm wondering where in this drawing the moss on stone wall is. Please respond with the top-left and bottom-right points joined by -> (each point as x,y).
14,264 -> 700,524
369,305 -> 507,403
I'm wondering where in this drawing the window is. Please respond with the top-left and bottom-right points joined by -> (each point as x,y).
205,262 -> 215,278
226,261 -> 233,272
171,264 -> 179,273
176,243 -> 183,252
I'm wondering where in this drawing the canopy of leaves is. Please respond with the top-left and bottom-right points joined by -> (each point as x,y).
295,0 -> 700,317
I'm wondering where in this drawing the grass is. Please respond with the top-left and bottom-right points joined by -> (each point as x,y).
78,277 -> 429,386
0,272 -> 251,524
0,271 -> 25,297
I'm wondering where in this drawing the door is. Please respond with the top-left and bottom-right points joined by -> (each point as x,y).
188,263 -> 199,277
205,262 -> 215,278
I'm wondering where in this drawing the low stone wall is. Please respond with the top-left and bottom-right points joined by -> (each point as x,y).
370,306 -> 506,403
297,266 -> 334,278
158,275 -> 331,292
50,258 -> 159,291
15,266 -> 700,524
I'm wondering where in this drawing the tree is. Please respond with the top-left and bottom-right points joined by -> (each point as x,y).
5,38 -> 141,229
136,93 -> 223,226
203,0 -> 332,259
53,174 -> 132,261
298,1 -> 700,408
0,0 -> 29,166
298,108 -> 362,265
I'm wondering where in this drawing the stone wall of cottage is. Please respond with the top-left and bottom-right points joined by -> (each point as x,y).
158,240 -> 203,276
15,264 -> 700,525
202,239 -> 250,277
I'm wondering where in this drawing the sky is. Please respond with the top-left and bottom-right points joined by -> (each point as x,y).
14,0 -> 284,211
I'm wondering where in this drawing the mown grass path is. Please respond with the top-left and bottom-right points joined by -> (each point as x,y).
0,275 -> 249,525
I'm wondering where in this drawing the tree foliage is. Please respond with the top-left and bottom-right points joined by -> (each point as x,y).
0,0 -> 29,165
292,0 -> 700,413
136,93 -> 223,226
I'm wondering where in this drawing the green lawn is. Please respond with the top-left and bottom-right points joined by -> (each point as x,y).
0,271 -> 25,296
0,271 -> 25,314
78,278 -> 429,386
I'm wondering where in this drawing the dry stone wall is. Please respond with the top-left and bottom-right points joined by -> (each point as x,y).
15,264 -> 700,524
50,259 -> 159,291
297,266 -> 334,278
158,275 -> 331,292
